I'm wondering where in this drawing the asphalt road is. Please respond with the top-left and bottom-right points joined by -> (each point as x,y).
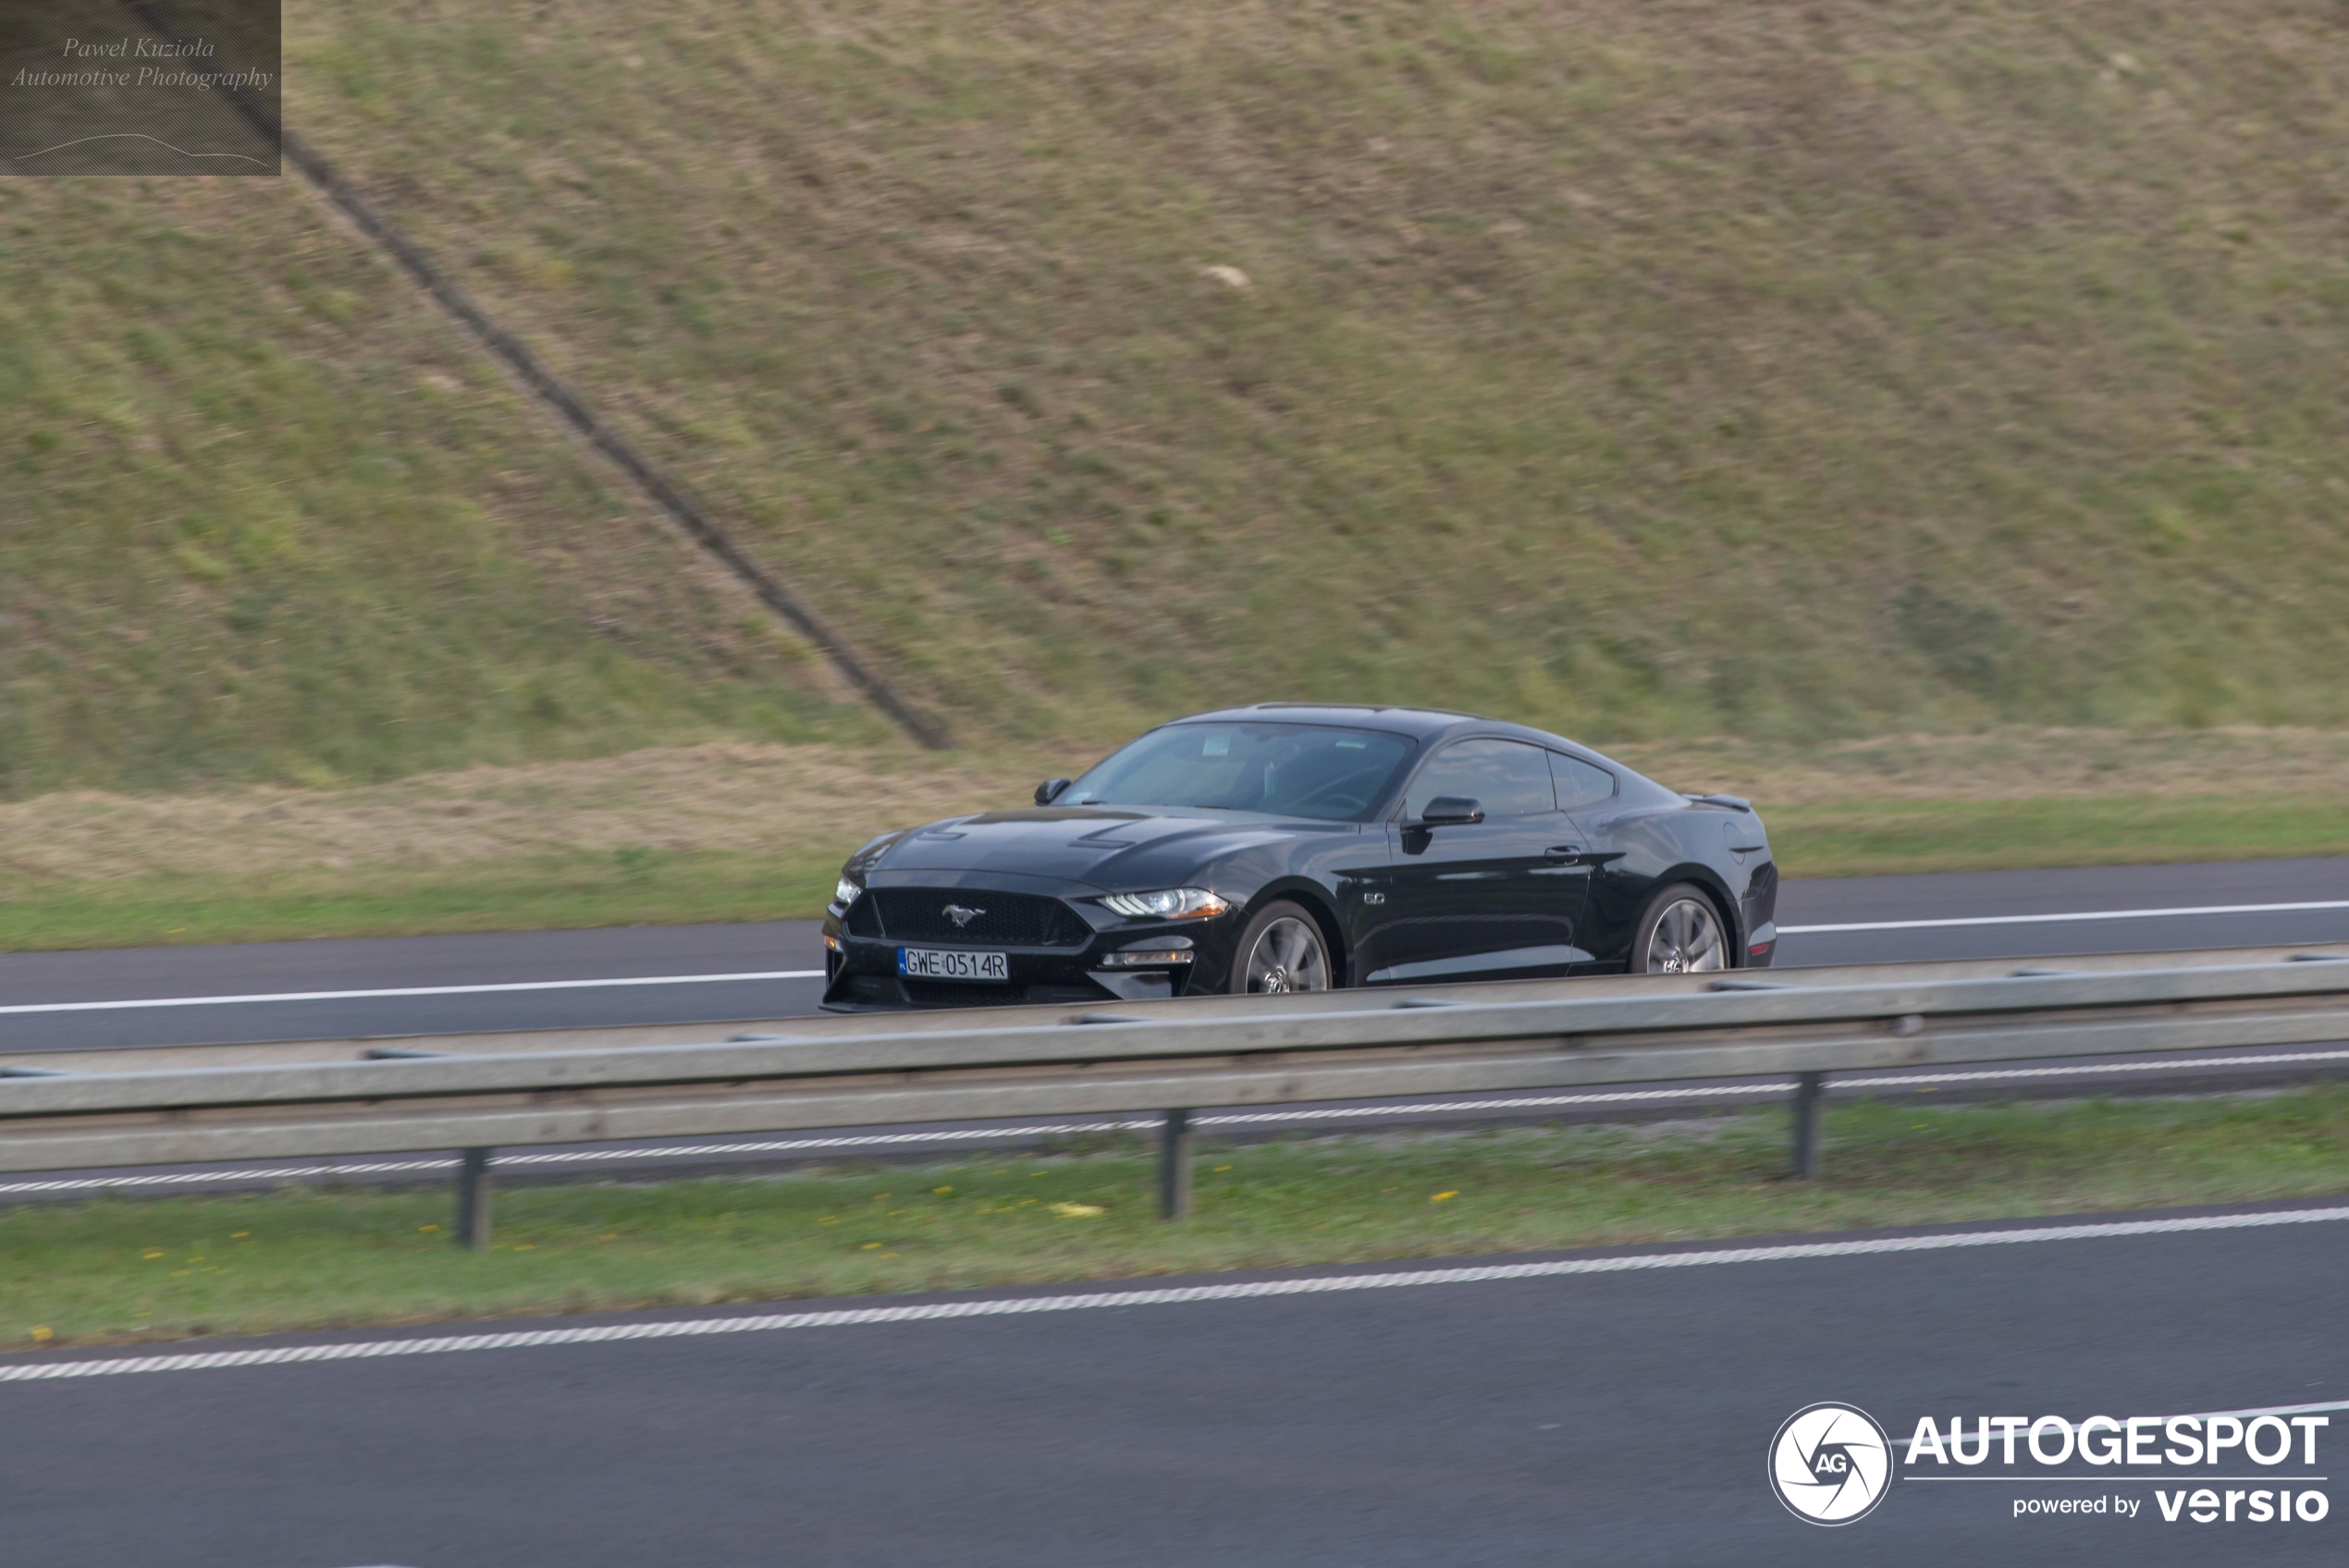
5,1203 -> 2343,1566
4,856 -> 2347,1053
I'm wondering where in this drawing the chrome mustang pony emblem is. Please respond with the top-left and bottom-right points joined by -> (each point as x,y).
941,903 -> 986,928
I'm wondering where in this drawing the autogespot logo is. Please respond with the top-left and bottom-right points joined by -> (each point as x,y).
1769,1403 -> 1894,1525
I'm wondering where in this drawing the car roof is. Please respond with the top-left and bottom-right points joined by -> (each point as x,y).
1169,704 -> 1585,749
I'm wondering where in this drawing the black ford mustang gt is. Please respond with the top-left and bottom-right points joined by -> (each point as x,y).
821,704 -> 1777,1011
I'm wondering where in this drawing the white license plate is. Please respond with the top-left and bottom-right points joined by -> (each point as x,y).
897,947 -> 1010,982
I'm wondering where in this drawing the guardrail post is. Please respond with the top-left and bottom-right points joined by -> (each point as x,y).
1159,1109 -> 1193,1219
456,1147 -> 493,1248
1789,1072 -> 1825,1181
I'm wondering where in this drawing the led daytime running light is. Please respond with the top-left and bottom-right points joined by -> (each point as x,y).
1099,888 -> 1228,920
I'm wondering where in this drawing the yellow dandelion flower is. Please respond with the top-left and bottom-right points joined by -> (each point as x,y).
1431,1191 -> 1457,1203
932,1186 -> 953,1195
1050,1202 -> 1105,1219
31,1327 -> 54,1342
862,1242 -> 882,1250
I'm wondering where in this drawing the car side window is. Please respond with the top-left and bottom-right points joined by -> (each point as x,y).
1550,753 -> 1617,814
1404,739 -> 1556,819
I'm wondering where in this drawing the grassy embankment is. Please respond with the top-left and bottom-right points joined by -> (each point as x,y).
11,0 -> 2349,796
8,1087 -> 2349,1350
278,0 -> 2349,741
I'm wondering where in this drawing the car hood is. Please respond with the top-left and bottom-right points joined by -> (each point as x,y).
866,806 -> 1344,888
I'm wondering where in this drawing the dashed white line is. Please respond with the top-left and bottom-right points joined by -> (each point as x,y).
6,1206 -> 2344,1383
0,971 -> 825,1016
1778,900 -> 2349,936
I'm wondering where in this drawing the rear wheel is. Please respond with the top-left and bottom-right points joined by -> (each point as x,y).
1229,900 -> 1334,995
1630,884 -> 1729,974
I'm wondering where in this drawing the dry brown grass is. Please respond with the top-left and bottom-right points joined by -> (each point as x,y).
5,726 -> 2340,888
1609,727 -> 2349,804
0,741 -> 1059,883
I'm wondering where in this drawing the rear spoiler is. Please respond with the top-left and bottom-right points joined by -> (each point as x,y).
1680,792 -> 1753,813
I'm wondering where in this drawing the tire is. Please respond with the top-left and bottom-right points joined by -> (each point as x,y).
1228,900 -> 1336,995
1630,883 -> 1730,974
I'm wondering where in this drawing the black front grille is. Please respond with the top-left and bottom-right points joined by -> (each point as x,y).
867,888 -> 1089,948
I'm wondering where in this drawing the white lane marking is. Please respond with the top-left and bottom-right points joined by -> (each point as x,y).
3,896 -> 2341,1012
0,1126 -> 1160,1194
0,971 -> 825,1016
7,892 -> 2347,1014
6,1047 -> 2346,1197
1858,1048 -> 2349,1088
6,1206 -> 2344,1383
1779,900 -> 2349,936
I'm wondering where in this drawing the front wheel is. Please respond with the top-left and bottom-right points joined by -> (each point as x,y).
1228,900 -> 1335,995
1630,884 -> 1729,974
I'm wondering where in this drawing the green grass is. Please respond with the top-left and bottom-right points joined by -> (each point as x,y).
10,1088 -> 2349,1350
0,129 -> 876,800
0,850 -> 850,952
1769,794 -> 2349,877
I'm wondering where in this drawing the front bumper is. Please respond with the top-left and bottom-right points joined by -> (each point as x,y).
819,894 -> 1241,1011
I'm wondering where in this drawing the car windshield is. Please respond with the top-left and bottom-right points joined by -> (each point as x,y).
1064,723 -> 1414,821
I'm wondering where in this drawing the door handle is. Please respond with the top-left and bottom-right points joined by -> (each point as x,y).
1544,845 -> 1582,859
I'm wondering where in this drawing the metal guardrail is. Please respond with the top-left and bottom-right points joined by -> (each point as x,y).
6,945 -> 2348,1242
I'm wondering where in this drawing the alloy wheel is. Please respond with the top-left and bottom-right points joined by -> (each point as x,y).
1645,898 -> 1726,974
1244,916 -> 1332,994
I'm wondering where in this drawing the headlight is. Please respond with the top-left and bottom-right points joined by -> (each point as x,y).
833,876 -> 863,907
1099,888 -> 1229,920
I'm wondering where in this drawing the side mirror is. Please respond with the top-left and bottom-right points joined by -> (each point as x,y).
1035,778 -> 1072,806
1418,796 -> 1485,827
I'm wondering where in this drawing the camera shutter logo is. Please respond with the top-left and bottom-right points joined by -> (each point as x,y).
1768,1403 -> 1893,1525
